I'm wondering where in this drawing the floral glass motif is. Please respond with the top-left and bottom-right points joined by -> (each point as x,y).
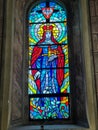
28,1 -> 70,120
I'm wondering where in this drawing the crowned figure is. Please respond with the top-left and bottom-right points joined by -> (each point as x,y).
31,25 -> 64,94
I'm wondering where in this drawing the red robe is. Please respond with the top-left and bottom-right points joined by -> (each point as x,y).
31,45 -> 64,90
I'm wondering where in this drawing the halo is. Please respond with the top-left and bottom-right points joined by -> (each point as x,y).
37,24 -> 60,39
29,23 -> 66,44
37,23 -> 65,40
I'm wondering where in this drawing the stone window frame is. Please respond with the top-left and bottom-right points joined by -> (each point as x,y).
0,0 -> 97,130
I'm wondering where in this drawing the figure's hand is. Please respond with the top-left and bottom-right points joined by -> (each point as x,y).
34,71 -> 40,80
48,55 -> 57,62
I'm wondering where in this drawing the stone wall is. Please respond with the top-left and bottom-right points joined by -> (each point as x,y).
0,0 -> 4,65
11,0 -> 25,124
90,0 -> 98,101
0,0 -> 5,127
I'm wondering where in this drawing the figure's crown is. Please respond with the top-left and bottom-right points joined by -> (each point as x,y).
43,25 -> 53,31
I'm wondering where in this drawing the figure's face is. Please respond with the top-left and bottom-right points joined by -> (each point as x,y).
45,31 -> 51,39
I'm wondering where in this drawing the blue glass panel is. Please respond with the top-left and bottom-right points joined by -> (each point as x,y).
30,96 -> 69,119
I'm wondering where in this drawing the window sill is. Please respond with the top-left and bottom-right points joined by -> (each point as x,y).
9,124 -> 88,130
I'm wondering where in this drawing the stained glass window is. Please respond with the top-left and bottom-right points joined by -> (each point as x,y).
28,1 -> 70,120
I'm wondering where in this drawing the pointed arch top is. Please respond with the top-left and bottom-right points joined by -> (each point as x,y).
28,1 -> 67,23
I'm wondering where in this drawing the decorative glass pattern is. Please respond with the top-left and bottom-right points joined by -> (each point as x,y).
30,96 -> 69,119
28,1 -> 70,120
29,2 -> 67,23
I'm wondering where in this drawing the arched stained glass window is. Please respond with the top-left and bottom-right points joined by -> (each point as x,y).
28,1 -> 70,120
